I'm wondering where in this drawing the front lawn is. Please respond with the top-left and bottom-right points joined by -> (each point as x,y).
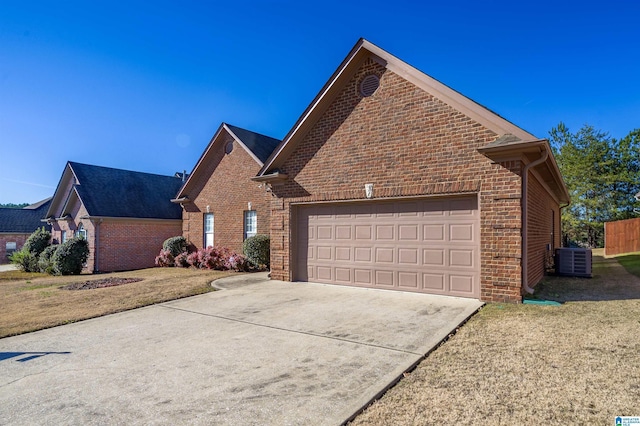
0,268 -> 234,338
351,256 -> 640,425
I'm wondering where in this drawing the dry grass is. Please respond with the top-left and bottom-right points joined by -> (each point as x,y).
0,268 -> 235,338
351,256 -> 640,425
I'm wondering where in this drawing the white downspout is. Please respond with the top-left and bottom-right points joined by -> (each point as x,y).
522,148 -> 548,294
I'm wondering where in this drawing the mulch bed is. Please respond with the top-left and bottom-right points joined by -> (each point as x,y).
61,277 -> 143,290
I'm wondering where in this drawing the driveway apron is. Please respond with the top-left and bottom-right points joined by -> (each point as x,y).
0,278 -> 482,425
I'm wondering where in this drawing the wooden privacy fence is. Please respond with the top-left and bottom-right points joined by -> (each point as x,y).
605,217 -> 640,256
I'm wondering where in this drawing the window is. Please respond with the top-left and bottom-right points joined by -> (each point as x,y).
76,223 -> 87,240
6,242 -> 16,255
204,213 -> 214,248
61,231 -> 67,243
244,210 -> 257,240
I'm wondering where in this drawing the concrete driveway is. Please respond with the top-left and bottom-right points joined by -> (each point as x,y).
0,276 -> 482,425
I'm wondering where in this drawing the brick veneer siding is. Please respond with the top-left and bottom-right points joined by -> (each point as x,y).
0,234 -> 30,264
268,58 -> 528,302
181,137 -> 271,254
526,170 -> 561,286
49,203 -> 98,271
96,219 -> 182,272
49,198 -> 181,272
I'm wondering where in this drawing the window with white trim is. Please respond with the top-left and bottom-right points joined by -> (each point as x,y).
204,213 -> 214,248
244,210 -> 257,240
6,242 -> 16,256
61,231 -> 67,243
76,223 -> 87,240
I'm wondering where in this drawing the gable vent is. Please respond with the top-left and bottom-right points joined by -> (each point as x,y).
359,74 -> 380,97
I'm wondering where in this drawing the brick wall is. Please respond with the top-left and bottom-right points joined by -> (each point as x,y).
181,134 -> 271,254
49,201 -> 181,272
0,234 -> 29,264
526,170 -> 561,287
97,219 -> 182,272
268,57 -> 527,302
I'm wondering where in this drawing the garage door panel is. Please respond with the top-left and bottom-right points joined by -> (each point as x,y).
317,226 -> 333,239
399,225 -> 419,240
450,249 -> 474,267
355,225 -> 372,240
398,248 -> 418,264
450,224 -> 475,242
375,270 -> 394,286
450,275 -> 474,293
375,247 -> 394,263
296,196 -> 479,298
424,224 -> 445,241
423,273 -> 445,291
354,247 -> 372,262
317,246 -> 332,260
354,269 -> 372,284
335,246 -> 351,261
335,268 -> 351,282
376,225 -> 394,239
316,266 -> 332,280
423,248 -> 445,266
398,272 -> 418,289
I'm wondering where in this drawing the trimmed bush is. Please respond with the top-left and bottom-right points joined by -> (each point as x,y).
174,252 -> 190,268
23,227 -> 51,257
155,249 -> 175,267
38,245 -> 59,274
162,236 -> 189,257
10,249 -> 38,272
51,237 -> 89,275
243,234 -> 270,269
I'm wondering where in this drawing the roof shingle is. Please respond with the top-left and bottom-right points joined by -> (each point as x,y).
68,162 -> 183,219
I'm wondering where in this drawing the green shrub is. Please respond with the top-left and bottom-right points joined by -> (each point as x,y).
10,249 -> 38,272
51,237 -> 89,275
38,245 -> 59,274
242,234 -> 270,269
162,236 -> 188,257
23,227 -> 51,257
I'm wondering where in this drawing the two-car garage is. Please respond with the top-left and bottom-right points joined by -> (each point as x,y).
294,196 -> 480,299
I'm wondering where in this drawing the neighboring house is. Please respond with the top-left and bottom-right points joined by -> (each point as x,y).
172,123 -> 281,253
45,162 -> 184,272
0,198 -> 52,263
254,39 -> 569,303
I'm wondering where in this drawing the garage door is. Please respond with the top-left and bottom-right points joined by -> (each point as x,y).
295,196 -> 480,298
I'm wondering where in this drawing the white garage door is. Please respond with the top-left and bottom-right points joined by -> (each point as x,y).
295,196 -> 480,298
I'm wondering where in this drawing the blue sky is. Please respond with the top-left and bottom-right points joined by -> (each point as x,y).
1,0 -> 639,204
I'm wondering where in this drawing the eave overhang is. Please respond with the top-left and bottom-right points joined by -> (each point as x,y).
478,138 -> 570,205
251,172 -> 288,183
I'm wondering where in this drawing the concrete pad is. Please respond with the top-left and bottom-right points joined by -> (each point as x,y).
0,264 -> 17,272
0,278 -> 482,425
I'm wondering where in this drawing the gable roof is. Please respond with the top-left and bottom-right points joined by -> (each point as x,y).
46,162 -> 183,220
174,123 -> 281,201
258,38 -> 538,176
0,198 -> 52,233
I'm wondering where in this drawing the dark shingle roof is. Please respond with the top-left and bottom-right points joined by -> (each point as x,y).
68,162 -> 183,219
225,124 -> 281,164
0,198 -> 52,233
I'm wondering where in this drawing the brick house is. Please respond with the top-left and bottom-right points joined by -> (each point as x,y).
172,123 -> 280,253
45,162 -> 184,272
0,198 -> 52,263
254,39 -> 569,302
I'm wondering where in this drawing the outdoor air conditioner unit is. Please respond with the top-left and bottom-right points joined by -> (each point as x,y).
555,248 -> 592,278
